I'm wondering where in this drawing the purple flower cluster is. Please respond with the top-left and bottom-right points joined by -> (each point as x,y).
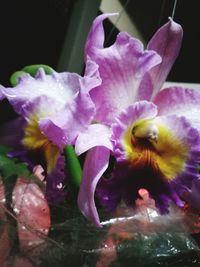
1,14 -> 200,227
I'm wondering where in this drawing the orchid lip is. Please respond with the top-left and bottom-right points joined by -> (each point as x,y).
132,120 -> 159,143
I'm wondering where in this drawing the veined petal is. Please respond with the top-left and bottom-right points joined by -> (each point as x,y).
75,124 -> 113,155
1,68 -> 84,114
78,147 -> 110,227
84,59 -> 102,92
39,83 -> 95,147
147,18 -> 183,99
154,87 -> 200,131
85,14 -> 161,124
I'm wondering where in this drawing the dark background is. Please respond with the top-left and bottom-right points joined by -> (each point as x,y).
0,0 -> 199,123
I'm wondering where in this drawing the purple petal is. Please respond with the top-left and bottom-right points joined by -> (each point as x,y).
78,147 -> 110,227
1,68 -> 86,114
112,101 -> 158,161
154,114 -> 200,207
75,124 -> 113,155
85,14 -> 161,125
154,87 -> 200,131
156,115 -> 200,183
147,18 -> 183,99
39,85 -> 95,147
110,107 -> 200,214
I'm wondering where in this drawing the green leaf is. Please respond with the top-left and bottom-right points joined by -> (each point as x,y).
0,146 -> 31,179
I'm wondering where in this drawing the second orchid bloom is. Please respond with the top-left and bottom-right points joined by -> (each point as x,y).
76,14 -> 200,227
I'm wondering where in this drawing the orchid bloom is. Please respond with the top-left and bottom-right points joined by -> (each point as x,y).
76,14 -> 200,227
0,62 -> 101,201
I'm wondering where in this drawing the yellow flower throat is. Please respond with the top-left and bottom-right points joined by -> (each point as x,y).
22,115 -> 60,174
122,119 -> 188,180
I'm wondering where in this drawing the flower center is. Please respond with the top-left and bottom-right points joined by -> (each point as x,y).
122,118 -> 188,180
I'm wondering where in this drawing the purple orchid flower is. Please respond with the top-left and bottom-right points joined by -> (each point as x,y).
0,61 -> 101,201
75,14 -> 200,227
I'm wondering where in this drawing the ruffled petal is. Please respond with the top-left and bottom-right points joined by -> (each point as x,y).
1,68 -> 84,114
78,147 -> 110,227
39,84 -> 95,147
162,115 -> 200,197
75,124 -> 113,155
147,18 -> 183,99
154,87 -> 200,131
154,115 -> 200,183
85,14 -> 161,124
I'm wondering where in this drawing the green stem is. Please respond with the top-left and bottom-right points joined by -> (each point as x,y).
64,146 -> 82,188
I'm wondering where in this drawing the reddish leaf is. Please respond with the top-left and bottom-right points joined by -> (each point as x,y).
12,177 -> 51,253
0,178 -> 11,267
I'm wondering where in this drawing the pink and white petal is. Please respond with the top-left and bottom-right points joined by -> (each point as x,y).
78,147 -> 110,227
22,95 -> 60,120
1,68 -> 82,114
154,87 -> 200,131
39,89 -> 95,147
112,101 -> 158,161
147,18 -> 183,99
75,124 -> 113,155
85,15 -> 161,125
